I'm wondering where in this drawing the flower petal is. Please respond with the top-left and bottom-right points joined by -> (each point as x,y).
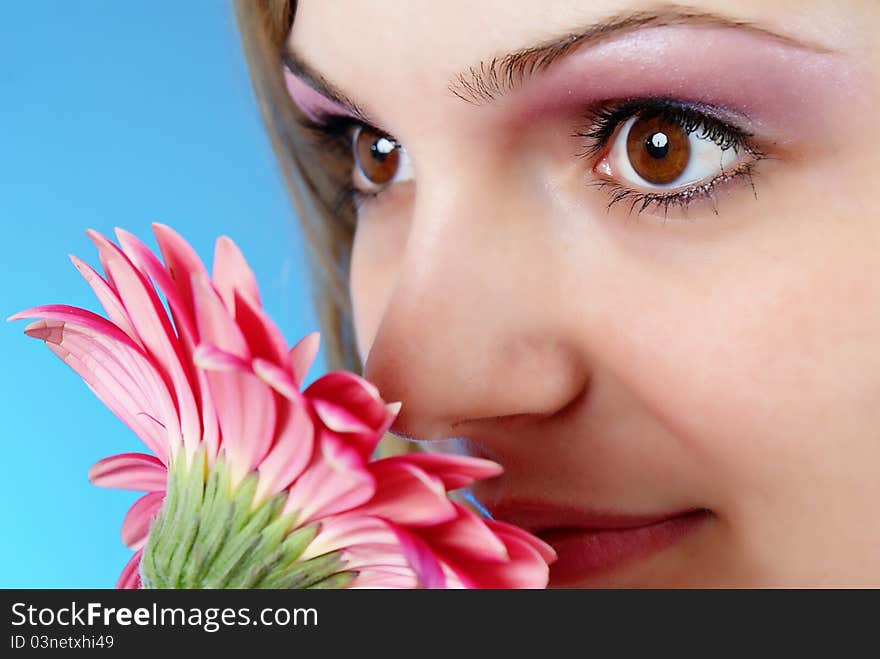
347,569 -> 419,589
390,526 -> 446,589
253,357 -> 304,403
417,504 -> 509,562
233,290 -> 290,368
191,271 -> 249,358
69,255 -> 142,349
254,396 -> 314,502
359,461 -> 457,527
152,223 -> 209,317
113,229 -> 198,351
121,491 -> 165,550
283,431 -> 376,525
148,225 -> 222,458
305,371 -> 394,460
310,398 -> 373,434
340,537 -> 446,589
19,317 -> 174,462
301,514 -> 398,559
89,453 -> 167,490
197,345 -> 276,485
193,343 -> 250,372
486,518 -> 557,565
213,235 -> 261,311
377,453 -> 503,491
92,231 -> 199,454
116,550 -> 143,589
11,304 -> 139,346
289,332 -> 320,387
447,524 -> 551,589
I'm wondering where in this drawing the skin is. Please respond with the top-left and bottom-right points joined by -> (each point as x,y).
287,1 -> 880,586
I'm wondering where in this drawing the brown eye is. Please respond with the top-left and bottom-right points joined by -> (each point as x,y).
354,125 -> 400,186
625,115 -> 690,185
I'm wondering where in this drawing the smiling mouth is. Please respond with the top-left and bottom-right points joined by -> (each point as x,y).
488,501 -> 713,586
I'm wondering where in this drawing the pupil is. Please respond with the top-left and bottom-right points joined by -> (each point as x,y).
645,132 -> 669,159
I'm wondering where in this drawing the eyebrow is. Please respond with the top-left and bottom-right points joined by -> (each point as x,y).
449,6 -> 829,104
282,5 -> 828,116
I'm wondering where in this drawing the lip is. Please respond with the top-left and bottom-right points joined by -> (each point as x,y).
488,500 -> 712,586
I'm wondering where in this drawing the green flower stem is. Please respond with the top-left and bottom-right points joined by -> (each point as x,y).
141,447 -> 353,589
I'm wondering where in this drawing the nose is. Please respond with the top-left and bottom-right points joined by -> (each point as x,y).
360,153 -> 589,442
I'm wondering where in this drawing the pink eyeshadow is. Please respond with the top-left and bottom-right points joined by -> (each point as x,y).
282,67 -> 360,122
505,25 -> 860,143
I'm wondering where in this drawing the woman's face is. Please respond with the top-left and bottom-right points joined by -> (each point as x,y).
285,0 -> 880,586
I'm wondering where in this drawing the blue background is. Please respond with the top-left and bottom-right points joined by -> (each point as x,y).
0,2 -> 324,587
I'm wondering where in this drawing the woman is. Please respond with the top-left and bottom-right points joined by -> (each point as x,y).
235,0 -> 880,587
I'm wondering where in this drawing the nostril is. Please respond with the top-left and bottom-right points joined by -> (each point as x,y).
385,426 -> 426,443
384,403 -> 455,443
551,381 -> 590,422
450,412 -> 536,432
449,380 -> 590,435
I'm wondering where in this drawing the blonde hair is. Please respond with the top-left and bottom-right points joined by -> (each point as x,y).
234,1 -> 411,456
234,0 -> 360,375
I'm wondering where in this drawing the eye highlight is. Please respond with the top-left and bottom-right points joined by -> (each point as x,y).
579,100 -> 764,216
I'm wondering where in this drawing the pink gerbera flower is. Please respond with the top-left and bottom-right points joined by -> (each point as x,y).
10,225 -> 554,588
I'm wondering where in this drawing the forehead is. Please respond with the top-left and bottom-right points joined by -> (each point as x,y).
289,0 -> 833,83
290,0 -> 578,77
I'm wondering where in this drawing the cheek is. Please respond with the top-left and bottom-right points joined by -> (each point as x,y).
598,202 -> 880,516
349,189 -> 414,364
349,221 -> 385,365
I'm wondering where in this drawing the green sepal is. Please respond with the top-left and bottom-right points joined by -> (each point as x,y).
140,446 -> 352,589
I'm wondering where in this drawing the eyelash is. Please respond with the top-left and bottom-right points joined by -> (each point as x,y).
297,98 -> 766,216
575,98 -> 765,216
296,113 -> 381,212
